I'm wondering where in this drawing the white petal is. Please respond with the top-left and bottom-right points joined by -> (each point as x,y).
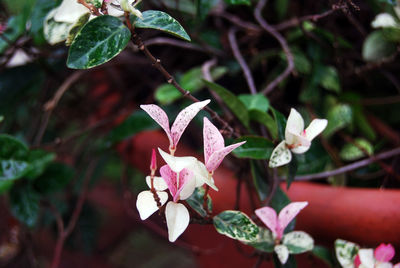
371,13 -> 398,28
269,141 -> 292,168
376,263 -> 394,268
54,0 -> 89,23
286,131 -> 311,154
179,173 -> 196,200
359,249 -> 375,268
107,1 -> 125,17
6,49 -> 32,68
145,176 -> 168,191
165,201 -> 190,242
274,244 -> 289,264
158,148 -> 197,173
285,108 -> 304,144
189,160 -> 218,191
305,119 -> 328,141
136,190 -> 168,220
291,145 -> 311,154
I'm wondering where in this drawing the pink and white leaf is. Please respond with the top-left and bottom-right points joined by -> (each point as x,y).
170,100 -> 210,148
374,243 -> 395,263
176,168 -> 195,201
358,249 -> 375,268
205,141 -> 246,172
140,104 -> 172,144
277,202 -> 308,239
285,108 -> 305,145
255,206 -> 278,237
203,117 -> 225,164
286,132 -> 311,154
136,190 -> 168,220
305,119 -> 328,141
145,176 -> 168,191
165,201 -> 190,242
54,0 -> 89,23
190,160 -> 218,191
269,141 -> 292,168
158,148 -> 197,173
274,244 -> 289,264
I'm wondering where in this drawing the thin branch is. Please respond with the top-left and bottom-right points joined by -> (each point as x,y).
282,147 -> 400,181
254,0 -> 295,95
124,13 -> 238,137
361,95 -> 400,106
228,27 -> 257,95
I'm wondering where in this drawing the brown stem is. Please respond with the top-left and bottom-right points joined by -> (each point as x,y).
202,185 -> 210,216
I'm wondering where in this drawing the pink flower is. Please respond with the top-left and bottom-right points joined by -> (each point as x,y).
255,202 -> 308,240
375,244 -> 395,263
354,243 -> 397,268
203,117 -> 246,173
141,100 -> 210,154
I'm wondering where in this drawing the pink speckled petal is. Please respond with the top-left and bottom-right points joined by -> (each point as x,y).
205,141 -> 246,172
170,100 -> 210,148
203,117 -> 225,164
176,168 -> 194,201
140,104 -> 172,145
374,243 -> 395,263
255,206 -> 278,237
160,165 -> 178,201
277,202 -> 308,239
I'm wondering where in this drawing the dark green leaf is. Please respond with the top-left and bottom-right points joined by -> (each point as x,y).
203,80 -> 250,128
273,254 -> 297,268
247,227 -> 275,252
316,65 -> 341,93
134,10 -> 191,41
0,134 -> 30,181
274,0 -> 289,19
238,94 -> 270,112
0,15 -> 25,54
249,110 -> 278,139
271,108 -> 287,141
35,163 -> 74,194
286,156 -> 298,189
67,15 -> 131,69
312,245 -> 335,267
362,30 -> 397,62
250,160 -> 269,201
29,0 -> 58,45
107,110 -> 159,144
213,210 -> 259,242
339,138 -> 373,161
224,0 -> 251,5
233,136 -> 274,159
10,184 -> 40,227
324,104 -> 352,137
352,104 -> 376,141
0,180 -> 13,194
291,48 -> 311,74
296,142 -> 329,175
196,0 -> 218,19
186,187 -> 212,217
25,150 -> 56,180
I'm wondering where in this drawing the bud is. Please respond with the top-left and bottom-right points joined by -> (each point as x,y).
150,148 -> 157,174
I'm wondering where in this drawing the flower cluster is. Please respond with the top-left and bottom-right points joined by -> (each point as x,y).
136,100 -> 245,242
269,108 -> 327,168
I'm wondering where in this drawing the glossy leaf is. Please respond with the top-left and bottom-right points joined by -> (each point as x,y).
203,80 -> 250,128
362,30 -> 397,62
10,184 -> 40,227
232,136 -> 274,160
247,227 -> 275,253
186,187 -> 212,217
107,110 -> 159,144
249,110 -> 278,139
238,94 -> 270,112
0,134 -> 29,181
282,231 -> 314,254
339,138 -> 374,161
324,104 -> 352,137
213,210 -> 259,242
67,15 -> 131,69
271,108 -> 287,141
224,0 -> 251,5
250,160 -> 269,201
312,245 -> 336,267
134,10 -> 191,41
335,239 -> 359,268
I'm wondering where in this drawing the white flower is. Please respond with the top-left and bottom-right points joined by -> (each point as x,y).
269,108 -> 327,168
371,13 -> 399,28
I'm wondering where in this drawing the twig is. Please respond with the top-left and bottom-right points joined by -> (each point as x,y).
282,147 -> 400,181
124,13 -> 238,137
254,0 -> 295,95
228,27 -> 257,95
34,71 -> 86,146
77,0 -> 101,16
50,160 -> 97,268
214,10 -> 261,32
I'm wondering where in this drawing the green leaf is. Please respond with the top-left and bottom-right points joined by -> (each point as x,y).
196,0 -> 219,20
339,138 -> 373,161
204,80 -> 250,128
324,104 -> 352,137
316,66 -> 341,93
0,180 -> 13,194
10,184 -> 40,227
66,13 -> 90,46
232,136 -> 274,159
271,108 -> 287,141
35,163 -> 74,194
362,30 -> 397,62
87,0 -> 103,8
291,48 -> 311,74
155,66 -> 227,104
273,254 -> 297,268
382,27 -> 400,42
0,15 -> 25,54
0,115 -> 4,123
352,104 -> 376,141
25,150 -> 56,180
43,9 -> 74,45
282,231 -> 314,254
213,210 -> 259,242
134,10 -> 191,41
0,134 -> 30,181
274,0 -> 289,19
238,94 -> 270,112
186,187 -> 212,217
334,239 -> 359,268
67,15 -> 131,69
247,227 -> 275,252
107,110 -> 159,144
250,160 -> 269,201
249,110 -> 278,139
312,245 -> 336,267
29,0 -> 58,45
286,156 -> 298,189
224,0 -> 251,5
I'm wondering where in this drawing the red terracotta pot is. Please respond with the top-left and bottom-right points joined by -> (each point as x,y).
121,130 -> 400,267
